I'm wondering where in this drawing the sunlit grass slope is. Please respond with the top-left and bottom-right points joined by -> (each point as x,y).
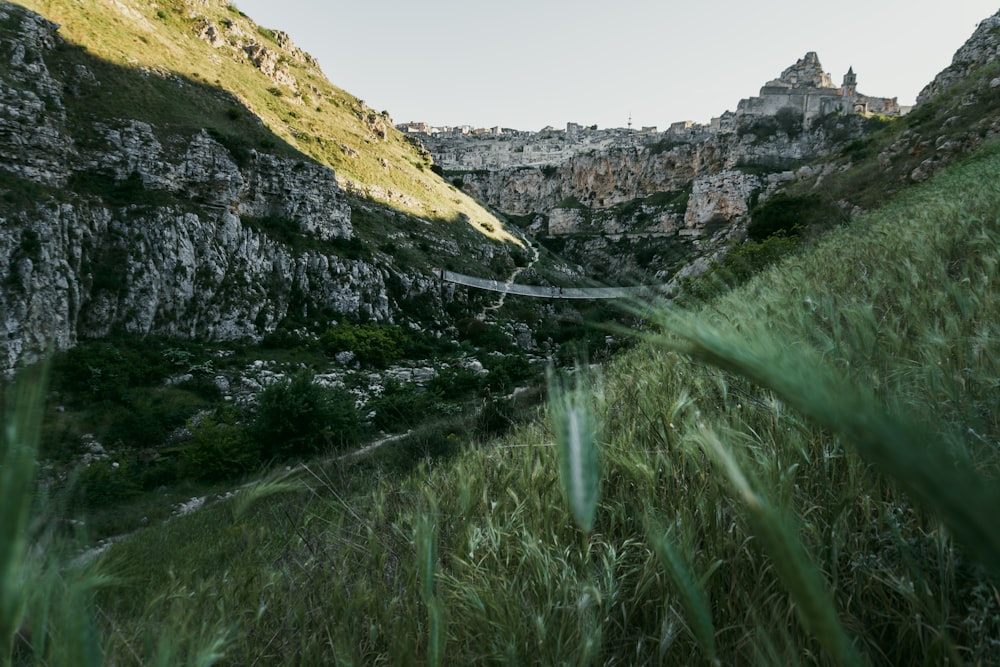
71,136 -> 1000,664
15,0 -> 517,243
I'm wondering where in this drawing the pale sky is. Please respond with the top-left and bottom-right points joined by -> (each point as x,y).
232,1 -> 999,132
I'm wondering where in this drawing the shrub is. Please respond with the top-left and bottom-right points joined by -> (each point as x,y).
367,380 -> 443,432
51,342 -> 169,402
205,128 -> 254,168
747,193 -> 843,242
321,324 -> 405,368
19,229 -> 41,258
481,355 -> 536,394
681,234 -> 801,304
427,367 -> 485,401
180,411 -> 259,481
737,115 -> 778,141
455,318 -> 511,352
250,372 -> 361,460
176,375 -> 223,402
774,106 -> 804,138
475,396 -> 517,440
76,459 -> 141,509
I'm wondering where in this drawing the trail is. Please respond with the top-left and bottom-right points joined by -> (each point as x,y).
74,429 -> 413,565
482,229 -> 540,314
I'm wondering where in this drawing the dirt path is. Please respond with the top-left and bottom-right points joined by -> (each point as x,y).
74,429 -> 414,564
483,231 -> 540,314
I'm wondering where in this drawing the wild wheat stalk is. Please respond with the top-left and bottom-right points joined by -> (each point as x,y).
1,369 -> 46,666
647,520 -> 719,664
547,366 -> 602,535
698,428 -> 865,667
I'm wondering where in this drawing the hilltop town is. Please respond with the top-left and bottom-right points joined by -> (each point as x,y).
398,52 -> 908,171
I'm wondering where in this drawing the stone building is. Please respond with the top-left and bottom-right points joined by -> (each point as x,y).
732,52 -> 903,124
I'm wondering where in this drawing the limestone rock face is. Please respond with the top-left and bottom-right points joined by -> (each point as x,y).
452,123 -> 842,238
417,77 -> 881,283
918,11 -> 1000,105
0,8 -> 69,186
417,48 -> 907,263
186,1 -> 322,89
0,4 -> 448,375
683,170 -> 762,230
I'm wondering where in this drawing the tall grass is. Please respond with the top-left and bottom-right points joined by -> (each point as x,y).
53,136 -> 1000,664
1,367 -> 105,666
1,366 -> 244,665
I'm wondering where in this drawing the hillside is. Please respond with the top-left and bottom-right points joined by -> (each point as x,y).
3,5 -> 1000,666
13,0 -> 511,233
0,0 -> 533,374
52,116 -> 999,666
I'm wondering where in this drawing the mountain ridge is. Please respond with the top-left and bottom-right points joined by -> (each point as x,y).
0,0 -> 536,374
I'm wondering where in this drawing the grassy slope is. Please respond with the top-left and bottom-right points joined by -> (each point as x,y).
86,136 -> 1000,663
13,0 -> 518,245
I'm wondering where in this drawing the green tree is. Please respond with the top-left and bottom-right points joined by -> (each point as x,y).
181,411 -> 260,481
250,372 -> 361,460
321,324 -> 406,368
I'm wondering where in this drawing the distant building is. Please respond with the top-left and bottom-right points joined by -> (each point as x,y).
734,52 -> 904,124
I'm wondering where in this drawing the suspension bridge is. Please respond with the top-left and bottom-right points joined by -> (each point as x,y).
437,269 -> 667,300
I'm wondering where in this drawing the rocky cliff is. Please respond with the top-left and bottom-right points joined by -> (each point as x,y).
918,12 -> 1000,105
426,72 -> 883,282
413,18 -> 1000,284
0,3 -> 511,375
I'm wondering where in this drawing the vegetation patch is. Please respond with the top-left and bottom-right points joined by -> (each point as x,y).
746,192 -> 845,241
250,371 -> 361,460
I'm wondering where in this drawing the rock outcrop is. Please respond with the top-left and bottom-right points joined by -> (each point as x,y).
918,11 -> 1000,105
0,4 -> 471,375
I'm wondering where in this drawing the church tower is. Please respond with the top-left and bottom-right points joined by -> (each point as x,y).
841,66 -> 858,113
842,67 -> 857,97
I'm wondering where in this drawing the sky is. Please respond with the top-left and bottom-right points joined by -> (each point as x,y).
232,1 -> 1000,132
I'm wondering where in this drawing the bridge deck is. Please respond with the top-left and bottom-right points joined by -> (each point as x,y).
439,269 -> 664,300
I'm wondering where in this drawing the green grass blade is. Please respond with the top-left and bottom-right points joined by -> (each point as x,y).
0,368 -> 46,665
647,520 -> 718,663
415,512 -> 438,602
697,428 -> 865,667
547,367 -> 601,534
426,595 -> 446,667
657,317 -> 1000,577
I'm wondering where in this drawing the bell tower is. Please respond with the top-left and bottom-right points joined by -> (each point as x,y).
842,67 -> 857,97
841,66 -> 858,113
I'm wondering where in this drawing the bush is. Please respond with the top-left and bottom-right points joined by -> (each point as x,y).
76,459 -> 141,509
250,372 -> 361,460
367,380 -> 443,432
475,397 -> 517,440
747,193 -> 843,242
427,367 -> 485,401
180,411 -> 259,481
775,106 -> 803,138
321,324 -> 406,368
176,375 -> 223,402
481,355 -> 536,394
455,318 -> 511,352
681,234 -> 801,304
52,342 -> 170,402
103,388 -> 206,449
